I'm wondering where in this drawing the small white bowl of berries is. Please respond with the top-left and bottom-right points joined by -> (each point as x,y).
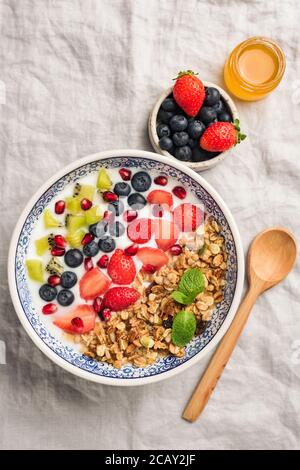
148,71 -> 246,171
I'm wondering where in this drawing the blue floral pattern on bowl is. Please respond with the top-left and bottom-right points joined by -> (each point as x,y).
15,156 -> 237,380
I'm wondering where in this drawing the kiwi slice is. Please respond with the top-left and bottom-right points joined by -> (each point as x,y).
65,213 -> 86,232
73,183 -> 95,201
97,168 -> 112,191
44,209 -> 62,229
66,229 -> 85,248
35,235 -> 53,256
65,197 -> 82,214
26,259 -> 44,282
46,257 -> 64,276
85,206 -> 102,225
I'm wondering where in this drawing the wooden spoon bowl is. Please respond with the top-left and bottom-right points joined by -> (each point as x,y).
249,227 -> 297,291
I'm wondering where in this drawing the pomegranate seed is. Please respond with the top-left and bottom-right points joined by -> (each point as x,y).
123,210 -> 138,223
97,254 -> 109,268
103,210 -> 115,223
124,244 -> 139,256
71,317 -> 84,332
42,303 -> 57,315
81,233 -> 94,246
55,200 -> 65,214
51,247 -> 65,257
172,186 -> 186,200
54,234 -> 67,248
119,168 -> 132,181
101,308 -> 111,322
84,257 -> 93,271
142,264 -> 157,274
169,244 -> 182,256
48,274 -> 61,287
102,191 -> 118,202
152,204 -> 164,218
93,296 -> 103,314
81,198 -> 93,210
154,175 -> 168,186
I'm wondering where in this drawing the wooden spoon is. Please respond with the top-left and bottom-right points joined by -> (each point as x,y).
183,227 -> 297,422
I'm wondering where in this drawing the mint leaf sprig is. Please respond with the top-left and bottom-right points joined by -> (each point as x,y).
172,310 -> 197,347
171,268 -> 205,305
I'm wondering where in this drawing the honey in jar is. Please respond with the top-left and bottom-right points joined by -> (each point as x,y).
224,37 -> 286,101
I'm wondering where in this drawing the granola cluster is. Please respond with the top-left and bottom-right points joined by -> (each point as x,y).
79,217 -> 227,369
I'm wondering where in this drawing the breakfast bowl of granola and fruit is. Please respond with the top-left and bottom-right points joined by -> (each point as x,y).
149,71 -> 246,171
8,150 -> 244,385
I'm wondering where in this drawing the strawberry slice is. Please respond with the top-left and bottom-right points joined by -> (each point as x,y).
173,203 -> 204,232
102,287 -> 140,311
154,219 -> 180,251
137,247 -> 169,268
79,267 -> 111,300
53,305 -> 96,334
127,218 -> 153,244
147,190 -> 173,210
107,249 -> 136,284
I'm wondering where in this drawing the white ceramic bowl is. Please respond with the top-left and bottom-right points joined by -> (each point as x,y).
148,82 -> 239,172
8,150 -> 244,386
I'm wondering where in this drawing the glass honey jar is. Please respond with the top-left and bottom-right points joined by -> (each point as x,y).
224,37 -> 286,101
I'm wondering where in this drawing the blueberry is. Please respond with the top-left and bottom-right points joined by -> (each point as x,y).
163,318 -> 173,328
57,289 -> 74,307
98,236 -> 116,253
212,100 -> 225,114
60,271 -> 77,289
158,108 -> 173,124
169,114 -> 188,132
198,107 -> 217,124
161,97 -> 177,112
192,147 -> 220,162
206,119 -> 218,127
188,138 -> 198,149
204,87 -> 220,106
83,241 -> 99,257
109,221 -> 125,237
39,284 -> 57,302
159,136 -> 173,151
174,146 -> 192,161
64,249 -> 83,268
187,119 -> 206,139
89,220 -> 108,238
113,182 -> 131,197
157,123 -> 171,138
131,171 -> 152,192
217,111 -> 232,122
127,193 -> 147,210
172,131 -> 189,147
108,199 -> 124,216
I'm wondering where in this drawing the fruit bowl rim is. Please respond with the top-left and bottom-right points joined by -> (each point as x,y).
148,82 -> 239,172
8,149 -> 244,386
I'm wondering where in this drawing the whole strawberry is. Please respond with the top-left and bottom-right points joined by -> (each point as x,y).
200,119 -> 246,152
173,70 -> 205,117
103,287 -> 140,311
107,249 -> 136,284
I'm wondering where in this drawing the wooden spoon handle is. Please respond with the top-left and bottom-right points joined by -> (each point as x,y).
182,287 -> 259,422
